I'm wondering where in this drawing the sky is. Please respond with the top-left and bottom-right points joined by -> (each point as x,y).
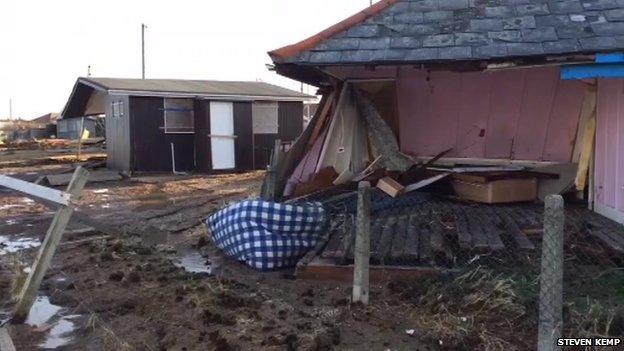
0,0 -> 372,120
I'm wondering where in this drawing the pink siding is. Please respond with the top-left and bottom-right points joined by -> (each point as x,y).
595,79 -> 624,213
396,67 -> 585,161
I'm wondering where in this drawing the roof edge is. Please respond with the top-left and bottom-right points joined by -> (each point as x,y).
268,0 -> 398,62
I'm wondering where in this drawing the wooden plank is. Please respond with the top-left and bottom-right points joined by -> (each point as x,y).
0,175 -> 70,205
466,208 -> 490,250
502,214 -> 536,250
404,173 -> 451,193
377,177 -> 404,198
305,90 -> 336,151
377,216 -> 397,262
298,257 -> 441,283
477,210 -> 506,251
340,216 -> 356,260
390,215 -> 408,260
572,86 -> 597,162
353,181 -> 371,305
453,206 -> 473,249
0,327 -> 16,351
401,214 -> 420,261
417,209 -> 432,263
574,110 -> 596,190
430,213 -> 453,260
12,167 -> 90,323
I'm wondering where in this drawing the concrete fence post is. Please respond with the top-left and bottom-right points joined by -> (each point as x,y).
353,181 -> 371,305
538,195 -> 565,351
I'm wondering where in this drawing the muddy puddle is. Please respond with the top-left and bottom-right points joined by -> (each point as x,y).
26,296 -> 80,349
174,251 -> 213,274
0,235 -> 41,255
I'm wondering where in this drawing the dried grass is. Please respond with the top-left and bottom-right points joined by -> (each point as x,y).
412,265 -> 534,351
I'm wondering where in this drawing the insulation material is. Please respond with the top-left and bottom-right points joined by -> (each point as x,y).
252,101 -> 279,134
316,87 -> 370,184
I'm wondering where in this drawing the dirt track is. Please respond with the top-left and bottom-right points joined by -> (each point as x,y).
0,158 -> 437,350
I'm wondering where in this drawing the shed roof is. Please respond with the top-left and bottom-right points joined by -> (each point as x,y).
270,0 -> 624,65
78,77 -> 313,100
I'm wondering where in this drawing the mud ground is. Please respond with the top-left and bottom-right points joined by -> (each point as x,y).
0,154 -> 438,350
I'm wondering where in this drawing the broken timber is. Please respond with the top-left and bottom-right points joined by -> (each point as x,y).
11,167 -> 90,323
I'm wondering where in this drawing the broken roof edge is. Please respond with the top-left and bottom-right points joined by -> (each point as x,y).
268,0 -> 399,62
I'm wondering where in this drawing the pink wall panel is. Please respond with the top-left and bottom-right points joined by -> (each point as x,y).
484,71 -> 526,158
514,67 -> 559,160
595,79 -> 624,216
396,67 -> 585,162
456,72 -> 491,157
397,69 -> 456,156
604,80 -> 618,207
542,80 -> 586,161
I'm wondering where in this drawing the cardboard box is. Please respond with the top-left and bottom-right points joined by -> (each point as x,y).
451,178 -> 537,204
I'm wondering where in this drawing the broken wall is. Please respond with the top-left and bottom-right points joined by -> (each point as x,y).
326,66 -> 587,162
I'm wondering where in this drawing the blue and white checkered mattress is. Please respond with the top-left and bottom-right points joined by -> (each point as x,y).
205,200 -> 326,270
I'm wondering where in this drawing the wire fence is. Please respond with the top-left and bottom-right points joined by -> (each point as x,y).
309,188 -> 624,350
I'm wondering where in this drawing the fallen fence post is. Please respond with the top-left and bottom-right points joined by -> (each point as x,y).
12,166 -> 90,323
537,195 -> 564,351
352,181 -> 371,305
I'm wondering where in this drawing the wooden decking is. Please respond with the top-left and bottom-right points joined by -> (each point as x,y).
320,198 -> 624,266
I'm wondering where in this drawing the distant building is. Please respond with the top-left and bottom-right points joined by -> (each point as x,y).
61,77 -> 313,174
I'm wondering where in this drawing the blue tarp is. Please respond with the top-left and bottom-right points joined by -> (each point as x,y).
205,200 -> 326,270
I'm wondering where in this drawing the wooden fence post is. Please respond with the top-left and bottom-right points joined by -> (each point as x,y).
352,181 -> 371,304
537,195 -> 564,351
12,166 -> 90,323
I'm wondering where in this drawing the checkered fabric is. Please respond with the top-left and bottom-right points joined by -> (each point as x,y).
205,200 -> 326,270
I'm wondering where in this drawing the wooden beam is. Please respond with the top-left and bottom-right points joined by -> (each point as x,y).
12,167 -> 90,323
572,86 -> 597,163
574,109 -> 597,191
0,175 -> 70,205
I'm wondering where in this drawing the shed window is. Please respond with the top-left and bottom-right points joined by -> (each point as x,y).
164,99 -> 194,134
252,101 -> 279,134
111,101 -> 124,118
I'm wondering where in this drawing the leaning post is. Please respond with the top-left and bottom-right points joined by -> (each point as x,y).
12,166 -> 90,323
352,181 -> 371,304
537,195 -> 565,351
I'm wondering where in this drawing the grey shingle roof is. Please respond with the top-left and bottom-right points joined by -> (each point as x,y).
282,0 -> 624,64
80,77 -> 312,100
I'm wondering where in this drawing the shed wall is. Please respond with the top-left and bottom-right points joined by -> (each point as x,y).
595,79 -> 624,224
130,97 -> 195,173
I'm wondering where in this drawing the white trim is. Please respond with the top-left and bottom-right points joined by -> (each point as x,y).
0,175 -> 71,205
594,203 -> 624,225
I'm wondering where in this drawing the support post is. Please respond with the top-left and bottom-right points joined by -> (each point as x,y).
12,167 -> 90,323
537,195 -> 564,351
352,181 -> 371,304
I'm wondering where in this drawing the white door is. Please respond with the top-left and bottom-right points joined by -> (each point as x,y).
209,102 -> 235,170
